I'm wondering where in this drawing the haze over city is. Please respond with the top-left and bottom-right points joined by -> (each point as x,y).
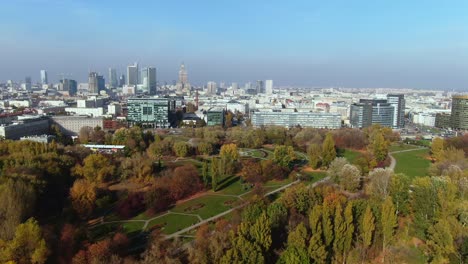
1,0 -> 468,90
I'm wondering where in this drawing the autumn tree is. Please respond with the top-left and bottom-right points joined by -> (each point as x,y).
173,141 -> 189,157
307,143 -> 322,169
322,133 -> 336,167
431,137 -> 445,161
273,145 -> 296,168
340,164 -> 361,192
240,159 -> 264,183
197,142 -> 213,156
308,205 -> 327,263
361,205 -> 375,250
279,223 -> 310,264
73,153 -> 115,183
70,179 -> 97,219
426,220 -> 456,263
366,168 -> 393,200
0,218 -> 49,264
211,158 -> 219,191
381,196 -> 397,258
220,143 -> 239,176
369,130 -> 388,162
202,161 -> 209,187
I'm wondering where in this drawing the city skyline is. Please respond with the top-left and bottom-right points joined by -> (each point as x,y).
1,1 -> 468,90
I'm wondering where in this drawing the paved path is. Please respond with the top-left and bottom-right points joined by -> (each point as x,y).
165,179 -> 301,239
388,147 -> 427,171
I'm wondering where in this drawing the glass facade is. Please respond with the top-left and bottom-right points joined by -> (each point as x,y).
127,98 -> 170,127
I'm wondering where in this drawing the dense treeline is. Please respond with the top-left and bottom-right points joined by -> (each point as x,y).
0,125 -> 465,263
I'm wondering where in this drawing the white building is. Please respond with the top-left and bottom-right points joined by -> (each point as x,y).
52,116 -> 104,136
265,80 -> 273,95
65,107 -> 105,117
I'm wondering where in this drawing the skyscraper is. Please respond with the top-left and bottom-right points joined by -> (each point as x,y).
40,70 -> 48,85
207,81 -> 217,95
256,80 -> 264,94
24,76 -> 32,91
127,63 -> 138,86
265,80 -> 273,95
232,82 -> 238,91
387,94 -> 405,128
88,72 -> 105,94
119,74 -> 125,87
59,79 -> 77,95
451,95 -> 468,130
108,68 -> 118,88
147,67 -> 157,95
176,63 -> 190,93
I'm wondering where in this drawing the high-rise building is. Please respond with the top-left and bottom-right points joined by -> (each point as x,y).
265,80 -> 273,95
140,67 -> 157,95
24,77 -> 32,91
451,95 -> 468,130
119,74 -> 125,87
40,70 -> 48,84
176,63 -> 190,93
387,94 -> 405,128
108,68 -> 118,88
127,63 -> 138,86
59,79 -> 77,96
207,81 -> 217,95
88,72 -> 105,94
256,80 -> 264,94
350,99 -> 394,128
232,82 -> 238,91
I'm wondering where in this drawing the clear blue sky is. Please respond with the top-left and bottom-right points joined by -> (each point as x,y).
1,0 -> 468,90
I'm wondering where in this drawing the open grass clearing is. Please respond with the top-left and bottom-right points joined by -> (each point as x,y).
171,194 -> 239,219
147,213 -> 200,234
393,149 -> 431,178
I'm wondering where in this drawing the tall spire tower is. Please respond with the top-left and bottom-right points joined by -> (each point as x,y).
176,62 -> 190,94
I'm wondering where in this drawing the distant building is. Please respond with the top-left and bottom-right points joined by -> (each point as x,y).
0,116 -> 50,139
127,63 -> 138,86
40,70 -> 48,85
207,81 -> 217,95
119,74 -> 126,87
51,116 -> 104,136
350,103 -> 372,128
232,82 -> 238,92
141,67 -> 157,95
20,135 -> 55,143
109,68 -> 118,88
59,79 -> 77,96
88,72 -> 105,94
265,80 -> 273,95
387,94 -> 405,128
127,98 -> 172,128
251,111 -> 341,129
256,80 -> 264,94
451,95 -> 468,130
176,63 -> 190,93
206,108 -> 225,126
24,76 -> 32,91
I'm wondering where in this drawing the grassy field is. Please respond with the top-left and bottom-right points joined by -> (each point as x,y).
393,149 -> 431,178
147,213 -> 200,234
171,194 -> 238,219
341,149 -> 361,163
389,144 -> 421,152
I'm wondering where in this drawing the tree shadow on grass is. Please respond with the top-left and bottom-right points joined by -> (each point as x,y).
216,175 -> 240,192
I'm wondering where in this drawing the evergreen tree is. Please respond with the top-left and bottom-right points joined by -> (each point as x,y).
202,161 -> 209,187
210,158 -> 218,191
343,202 -> 355,260
333,204 -> 346,262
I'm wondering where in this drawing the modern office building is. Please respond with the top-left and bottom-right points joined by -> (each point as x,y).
141,67 -> 157,95
265,80 -> 273,95
251,111 -> 341,129
58,79 -> 77,95
40,70 -> 48,84
435,113 -> 452,129
350,99 -> 394,128
0,116 -> 50,140
127,98 -> 172,127
24,76 -> 32,90
127,63 -> 138,86
256,80 -> 264,94
119,74 -> 125,87
109,68 -> 118,88
206,107 -> 225,126
387,94 -> 405,128
88,72 -> 105,94
207,81 -> 217,95
451,95 -> 468,130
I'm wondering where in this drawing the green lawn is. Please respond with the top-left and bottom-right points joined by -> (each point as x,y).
147,213 -> 200,234
302,171 -> 327,184
393,149 -> 431,178
171,194 -> 238,219
389,144 -> 421,152
122,221 -> 145,234
341,149 -> 361,163
217,176 -> 251,195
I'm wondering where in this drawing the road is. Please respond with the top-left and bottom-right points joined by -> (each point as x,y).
387,147 -> 427,171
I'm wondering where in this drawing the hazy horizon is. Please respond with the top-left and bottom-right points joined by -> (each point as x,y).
1,0 -> 468,90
